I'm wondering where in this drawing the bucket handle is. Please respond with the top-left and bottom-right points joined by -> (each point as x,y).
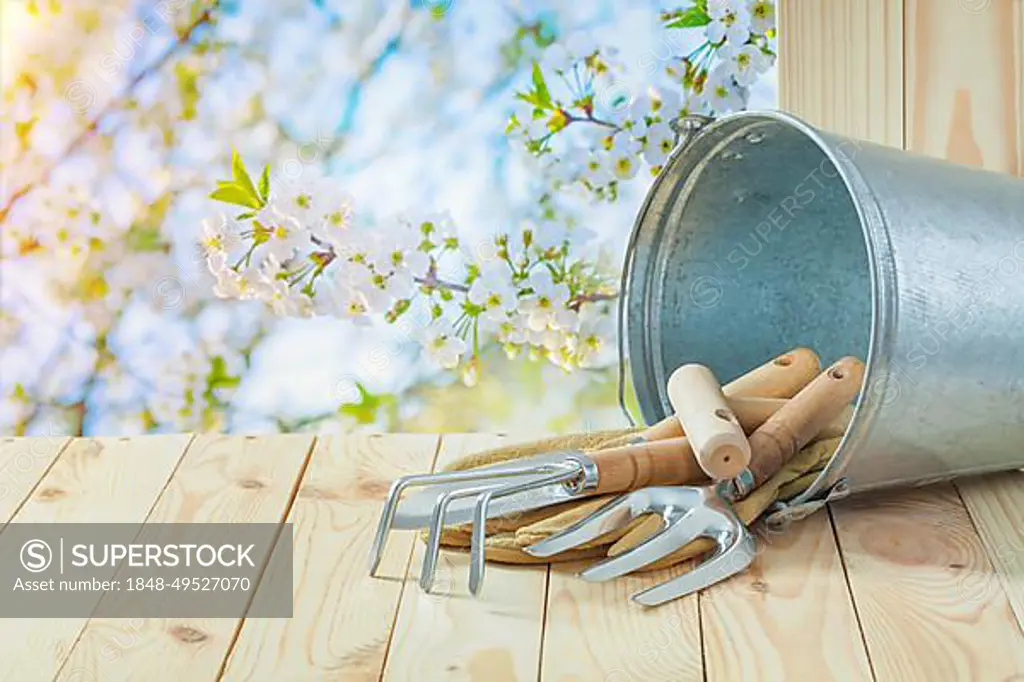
617,114 -> 715,426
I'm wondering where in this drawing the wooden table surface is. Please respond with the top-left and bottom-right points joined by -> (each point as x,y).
1,434 -> 1022,682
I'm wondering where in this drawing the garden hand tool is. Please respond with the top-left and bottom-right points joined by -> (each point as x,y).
667,363 -> 751,479
602,437 -> 839,574
368,348 -> 820,591
634,347 -> 820,442
525,356 -> 865,606
413,393 -> 851,591
372,347 -> 817,537
433,436 -> 838,568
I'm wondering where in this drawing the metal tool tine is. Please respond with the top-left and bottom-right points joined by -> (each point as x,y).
631,528 -> 756,606
578,509 -> 709,582
469,466 -> 582,596
523,490 -> 653,559
368,462 -> 565,576
420,483 -> 496,592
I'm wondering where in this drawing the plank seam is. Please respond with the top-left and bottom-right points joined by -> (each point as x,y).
953,480 -> 1024,639
534,566 -> 552,682
697,584 -> 708,682
377,433 -> 445,682
214,434 -> 321,681
826,503 -> 879,682
50,433 -> 198,682
900,0 -> 908,149
0,437 -> 72,531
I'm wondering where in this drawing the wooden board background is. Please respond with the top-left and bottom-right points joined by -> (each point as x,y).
779,0 -> 1023,172
779,3 -> 1024,679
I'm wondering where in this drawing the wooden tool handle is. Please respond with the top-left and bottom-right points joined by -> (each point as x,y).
667,364 -> 751,479
590,438 -> 706,494
735,398 -> 853,439
747,356 -> 865,487
637,347 -> 821,441
724,347 -> 822,398
589,397 -> 790,493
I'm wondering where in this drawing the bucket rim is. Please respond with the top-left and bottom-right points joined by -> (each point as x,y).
621,109 -> 898,504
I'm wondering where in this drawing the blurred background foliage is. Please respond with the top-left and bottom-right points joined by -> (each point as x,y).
0,0 -> 775,437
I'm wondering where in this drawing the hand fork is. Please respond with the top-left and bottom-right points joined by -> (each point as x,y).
525,356 -> 865,606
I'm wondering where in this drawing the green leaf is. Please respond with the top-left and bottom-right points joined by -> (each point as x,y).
206,355 -> 242,394
531,62 -> 552,108
258,164 -> 270,201
231,150 -> 261,204
514,91 -> 547,109
338,382 -> 396,425
665,6 -> 711,28
210,185 -> 262,208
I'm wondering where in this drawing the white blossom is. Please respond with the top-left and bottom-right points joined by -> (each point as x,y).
642,122 -> 676,167
469,268 -> 517,322
422,324 -> 466,369
518,270 -> 571,332
707,0 -> 753,46
256,205 -> 309,261
200,216 -> 240,258
748,0 -> 776,34
722,44 -> 771,87
608,135 -> 641,181
704,70 -> 746,112
581,152 -> 614,187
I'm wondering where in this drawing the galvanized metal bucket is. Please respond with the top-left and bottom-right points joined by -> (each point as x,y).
621,111 -> 1024,517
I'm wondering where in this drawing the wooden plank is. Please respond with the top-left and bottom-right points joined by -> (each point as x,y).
541,560 -> 702,682
1018,0 -> 1024,177
779,0 -> 904,147
221,434 -> 440,681
956,472 -> 1024,634
702,510 -> 873,682
0,435 -> 193,682
0,435 -> 69,521
906,0 -> 1020,172
831,484 -> 1024,681
382,434 -> 550,682
53,434 -> 315,682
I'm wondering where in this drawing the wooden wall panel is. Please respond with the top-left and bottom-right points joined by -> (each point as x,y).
779,0 -> 905,147
905,0 -> 1020,173
1018,0 -> 1023,176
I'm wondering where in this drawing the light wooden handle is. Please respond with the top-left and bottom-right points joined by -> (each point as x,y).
667,364 -> 751,479
724,347 -> 822,398
590,438 -> 706,494
637,347 -> 821,441
735,398 -> 853,439
589,397 -> 790,493
747,356 -> 865,487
